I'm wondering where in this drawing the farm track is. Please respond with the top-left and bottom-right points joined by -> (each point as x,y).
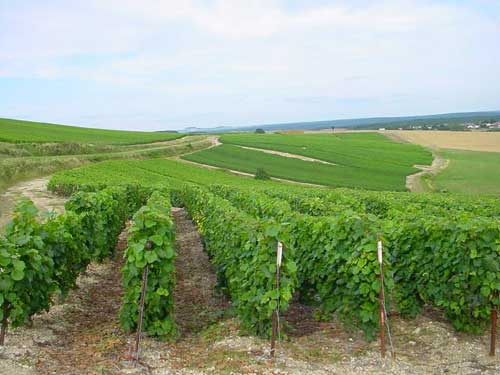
234,145 -> 336,165
0,135 -> 218,229
406,152 -> 450,192
382,131 -> 450,193
0,177 -> 65,230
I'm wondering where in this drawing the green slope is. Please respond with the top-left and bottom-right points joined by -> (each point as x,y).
49,158 -> 290,193
183,133 -> 432,191
0,118 -> 183,144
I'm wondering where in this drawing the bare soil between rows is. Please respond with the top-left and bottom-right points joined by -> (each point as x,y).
1,207 -> 499,374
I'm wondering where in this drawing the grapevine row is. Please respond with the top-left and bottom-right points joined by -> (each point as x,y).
209,184 -> 500,335
120,190 -> 177,339
172,184 -> 298,336
0,185 -> 149,342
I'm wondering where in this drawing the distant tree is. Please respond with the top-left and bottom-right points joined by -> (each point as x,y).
255,168 -> 270,180
255,128 -> 266,134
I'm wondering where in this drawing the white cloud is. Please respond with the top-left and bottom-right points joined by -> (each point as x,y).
0,0 -> 499,129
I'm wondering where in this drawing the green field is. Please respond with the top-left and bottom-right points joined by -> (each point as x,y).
221,133 -> 431,166
0,118 -> 184,144
48,158 -> 290,194
431,149 -> 500,194
0,133 -> 212,191
183,133 -> 432,191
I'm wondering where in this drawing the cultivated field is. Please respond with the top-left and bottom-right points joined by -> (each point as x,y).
1,120 -> 499,374
0,118 -> 213,190
387,130 -> 500,152
0,118 -> 183,144
183,133 -> 432,191
48,158 -> 288,194
385,130 -> 500,194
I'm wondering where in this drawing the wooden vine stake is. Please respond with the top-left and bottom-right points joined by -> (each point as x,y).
378,239 -> 386,359
132,265 -> 149,364
270,241 -> 283,358
0,305 -> 9,346
491,291 -> 498,357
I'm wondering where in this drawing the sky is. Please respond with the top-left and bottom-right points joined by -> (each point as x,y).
1,0 -> 499,131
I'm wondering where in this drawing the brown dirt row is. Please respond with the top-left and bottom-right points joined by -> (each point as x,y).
1,206 -> 499,374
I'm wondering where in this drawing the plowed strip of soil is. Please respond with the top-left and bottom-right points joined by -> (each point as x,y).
172,207 -> 229,335
35,230 -> 129,374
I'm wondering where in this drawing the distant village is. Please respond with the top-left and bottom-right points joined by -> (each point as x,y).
377,120 -> 500,131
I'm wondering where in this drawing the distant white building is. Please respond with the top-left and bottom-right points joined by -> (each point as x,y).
466,124 -> 480,129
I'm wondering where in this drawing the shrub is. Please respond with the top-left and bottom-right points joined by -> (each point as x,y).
255,168 -> 270,180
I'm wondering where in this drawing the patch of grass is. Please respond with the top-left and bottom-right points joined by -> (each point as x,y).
192,349 -> 252,374
200,321 -> 234,343
0,118 -> 184,144
287,343 -> 342,364
431,149 -> 500,194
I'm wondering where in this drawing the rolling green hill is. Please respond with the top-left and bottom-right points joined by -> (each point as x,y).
182,133 -> 432,191
0,118 -> 183,144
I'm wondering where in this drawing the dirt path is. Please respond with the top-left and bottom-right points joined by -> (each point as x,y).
35,230 -> 130,374
132,135 -> 207,148
234,145 -> 336,166
382,131 -> 451,193
406,152 -> 450,192
0,176 -> 66,229
171,207 -> 229,336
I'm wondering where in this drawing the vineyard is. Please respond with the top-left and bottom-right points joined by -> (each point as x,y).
1,147 -> 500,373
3,1 -> 500,372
